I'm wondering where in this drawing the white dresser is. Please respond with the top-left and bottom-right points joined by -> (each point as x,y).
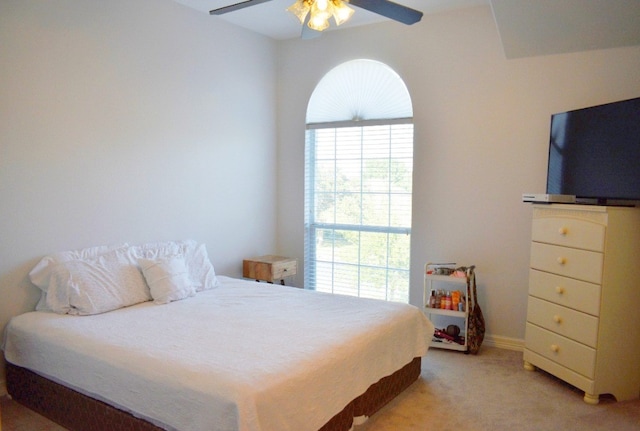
523,204 -> 640,404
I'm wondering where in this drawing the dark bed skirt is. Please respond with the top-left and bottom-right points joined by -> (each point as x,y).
7,357 -> 421,431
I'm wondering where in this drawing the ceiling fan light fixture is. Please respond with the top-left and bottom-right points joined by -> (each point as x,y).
287,0 -> 355,31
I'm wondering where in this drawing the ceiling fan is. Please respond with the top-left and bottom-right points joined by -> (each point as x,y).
209,0 -> 423,37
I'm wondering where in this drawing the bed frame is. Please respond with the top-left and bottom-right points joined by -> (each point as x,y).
6,357 -> 421,431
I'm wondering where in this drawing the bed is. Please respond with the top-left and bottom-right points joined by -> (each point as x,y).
2,240 -> 434,431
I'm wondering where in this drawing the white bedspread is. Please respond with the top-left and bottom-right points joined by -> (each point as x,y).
3,276 -> 434,431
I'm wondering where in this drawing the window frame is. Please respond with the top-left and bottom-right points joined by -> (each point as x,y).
304,117 -> 414,302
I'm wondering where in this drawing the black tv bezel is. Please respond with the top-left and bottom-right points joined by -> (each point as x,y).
545,97 -> 640,206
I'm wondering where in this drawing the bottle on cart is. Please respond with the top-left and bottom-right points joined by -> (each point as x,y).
429,290 -> 436,308
452,290 -> 460,311
444,292 -> 452,310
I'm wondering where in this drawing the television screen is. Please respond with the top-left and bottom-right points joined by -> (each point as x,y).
546,97 -> 640,204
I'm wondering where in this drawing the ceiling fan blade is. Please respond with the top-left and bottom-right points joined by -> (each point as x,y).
348,0 -> 423,25
209,0 -> 274,15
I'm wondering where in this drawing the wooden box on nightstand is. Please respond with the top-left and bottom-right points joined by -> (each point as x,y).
243,255 -> 297,285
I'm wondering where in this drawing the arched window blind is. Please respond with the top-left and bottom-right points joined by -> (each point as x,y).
307,59 -> 413,123
304,59 -> 414,302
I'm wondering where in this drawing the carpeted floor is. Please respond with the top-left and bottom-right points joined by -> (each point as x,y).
2,347 -> 640,430
357,346 -> 640,431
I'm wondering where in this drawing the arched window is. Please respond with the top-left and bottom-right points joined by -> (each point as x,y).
304,59 -> 414,302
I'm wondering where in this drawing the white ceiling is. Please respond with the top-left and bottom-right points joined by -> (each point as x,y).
172,0 -> 640,58
173,0 -> 488,40
491,0 -> 640,58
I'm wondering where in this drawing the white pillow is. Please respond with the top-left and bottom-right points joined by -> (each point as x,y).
128,240 -> 189,260
30,242 -> 129,291
138,256 -> 196,304
186,243 -> 219,291
129,240 -> 219,291
30,239 -> 218,314
45,247 -> 151,315
29,243 -> 129,312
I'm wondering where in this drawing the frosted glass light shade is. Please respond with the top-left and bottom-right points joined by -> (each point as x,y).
332,0 -> 354,25
287,0 -> 311,24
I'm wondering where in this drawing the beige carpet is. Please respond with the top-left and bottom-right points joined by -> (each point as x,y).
357,347 -> 640,431
2,347 -> 640,430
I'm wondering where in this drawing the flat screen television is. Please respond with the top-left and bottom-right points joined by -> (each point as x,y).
546,97 -> 640,205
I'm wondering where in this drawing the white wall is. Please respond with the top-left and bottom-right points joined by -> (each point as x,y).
2,1 -> 640,394
0,0 -> 278,388
276,5 -> 640,344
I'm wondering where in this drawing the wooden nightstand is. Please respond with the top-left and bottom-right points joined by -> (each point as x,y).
243,255 -> 297,285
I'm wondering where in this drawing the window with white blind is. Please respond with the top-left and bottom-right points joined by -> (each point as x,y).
304,60 -> 414,302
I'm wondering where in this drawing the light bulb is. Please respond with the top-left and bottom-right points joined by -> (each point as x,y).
308,17 -> 330,31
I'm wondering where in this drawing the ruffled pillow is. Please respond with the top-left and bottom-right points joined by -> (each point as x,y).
129,240 -> 219,291
29,242 -> 129,291
186,243 -> 219,291
29,243 -> 129,312
46,247 -> 151,315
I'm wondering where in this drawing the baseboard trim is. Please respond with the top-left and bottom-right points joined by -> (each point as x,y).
484,334 -> 524,352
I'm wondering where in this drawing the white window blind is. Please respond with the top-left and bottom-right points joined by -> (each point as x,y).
305,121 -> 413,301
304,60 -> 414,303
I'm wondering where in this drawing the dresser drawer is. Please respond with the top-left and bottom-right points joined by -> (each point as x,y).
532,215 -> 605,252
270,258 -> 297,280
525,323 -> 596,379
526,297 -> 599,347
528,269 -> 601,316
530,242 -> 603,284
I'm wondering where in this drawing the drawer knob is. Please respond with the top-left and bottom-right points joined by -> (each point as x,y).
557,257 -> 567,265
555,286 -> 565,295
558,227 -> 568,236
550,344 -> 560,353
553,315 -> 562,324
